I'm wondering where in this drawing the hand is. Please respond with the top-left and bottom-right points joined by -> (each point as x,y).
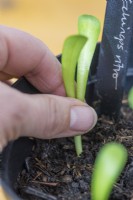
0,25 -> 97,151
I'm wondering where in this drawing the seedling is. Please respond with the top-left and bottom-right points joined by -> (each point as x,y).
128,87 -> 133,109
91,142 -> 128,200
62,15 -> 100,156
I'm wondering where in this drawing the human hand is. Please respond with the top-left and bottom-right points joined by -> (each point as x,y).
0,25 -> 97,151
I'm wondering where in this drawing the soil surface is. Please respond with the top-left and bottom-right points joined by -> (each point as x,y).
16,100 -> 133,200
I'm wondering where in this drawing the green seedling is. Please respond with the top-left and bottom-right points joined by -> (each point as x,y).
128,87 -> 133,109
62,35 -> 87,156
62,15 -> 100,156
91,142 -> 128,200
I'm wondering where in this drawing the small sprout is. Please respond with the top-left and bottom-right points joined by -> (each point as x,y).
91,142 -> 128,200
128,87 -> 133,109
62,15 -> 100,156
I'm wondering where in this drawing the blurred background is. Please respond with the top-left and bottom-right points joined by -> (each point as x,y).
0,0 -> 106,54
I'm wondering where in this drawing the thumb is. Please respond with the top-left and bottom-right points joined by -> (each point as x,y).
0,84 -> 97,150
21,94 -> 97,139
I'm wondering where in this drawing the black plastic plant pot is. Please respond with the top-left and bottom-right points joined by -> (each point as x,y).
0,47 -> 99,200
1,42 -> 133,199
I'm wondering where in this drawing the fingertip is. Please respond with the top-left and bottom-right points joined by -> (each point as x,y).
70,105 -> 97,133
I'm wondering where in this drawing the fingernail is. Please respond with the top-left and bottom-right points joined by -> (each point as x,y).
70,106 -> 97,132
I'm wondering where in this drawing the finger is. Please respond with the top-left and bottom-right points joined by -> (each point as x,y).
0,82 -> 97,151
21,95 -> 97,139
0,25 -> 65,96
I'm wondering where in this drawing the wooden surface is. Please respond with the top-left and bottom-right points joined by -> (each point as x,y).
0,1 -> 106,199
0,186 -> 11,200
1,0 -> 106,54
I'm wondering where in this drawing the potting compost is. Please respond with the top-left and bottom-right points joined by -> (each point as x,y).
2,1 -> 133,199
16,99 -> 133,200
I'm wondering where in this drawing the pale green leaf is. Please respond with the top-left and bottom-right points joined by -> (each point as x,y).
62,35 -> 87,98
77,15 -> 101,101
91,142 -> 128,200
128,87 -> 133,109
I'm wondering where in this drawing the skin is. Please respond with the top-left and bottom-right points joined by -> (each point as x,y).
0,25 -> 97,151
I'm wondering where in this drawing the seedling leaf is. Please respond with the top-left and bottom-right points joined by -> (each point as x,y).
62,35 -> 87,98
91,142 -> 128,200
77,15 -> 100,101
128,87 -> 133,109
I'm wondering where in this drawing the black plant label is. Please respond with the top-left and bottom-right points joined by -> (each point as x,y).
95,0 -> 133,119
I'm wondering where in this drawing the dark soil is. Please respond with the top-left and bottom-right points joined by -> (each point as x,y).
16,100 -> 133,200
